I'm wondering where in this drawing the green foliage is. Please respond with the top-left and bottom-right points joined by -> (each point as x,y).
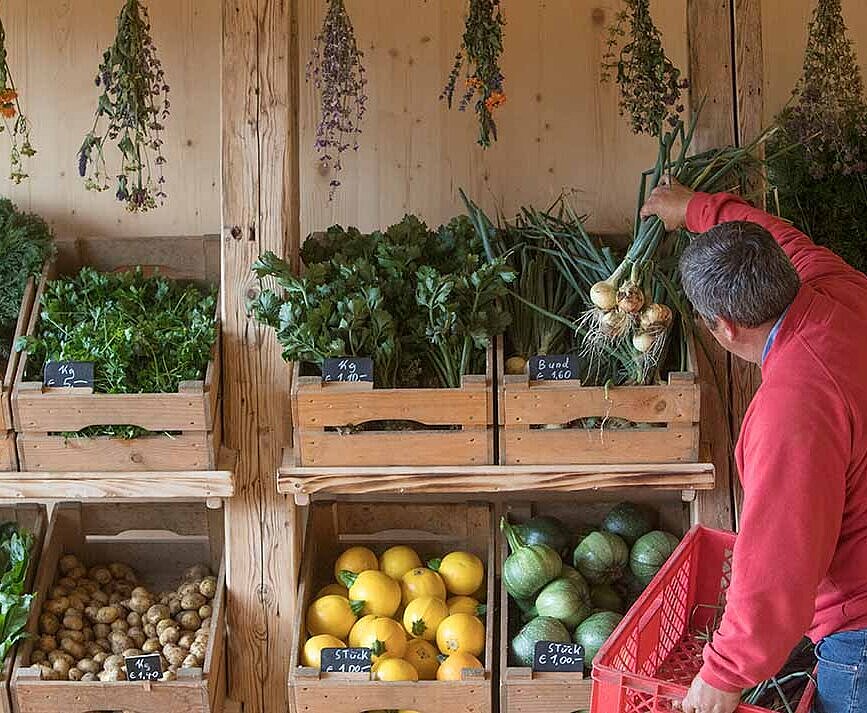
0,198 -> 54,363
0,523 -> 34,663
17,267 -> 217,438
252,214 -> 514,388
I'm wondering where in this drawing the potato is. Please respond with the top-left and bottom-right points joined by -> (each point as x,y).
122,648 -> 143,658
145,604 -> 170,625
199,618 -> 212,633
67,594 -> 89,611
143,623 -> 157,638
108,593 -> 125,605
198,604 -> 212,620
95,606 -> 121,624
29,650 -> 46,665
178,633 -> 196,650
199,577 -> 217,600
168,598 -> 182,616
52,658 -> 71,678
181,654 -> 199,669
36,663 -> 61,681
57,628 -> 84,643
98,669 -> 126,682
180,592 -> 206,611
176,611 -> 201,632
142,638 -> 161,654
59,554 -> 81,574
47,650 -> 74,665
109,632 -> 134,655
39,613 -> 60,635
156,619 -> 176,636
108,563 -> 135,582
61,638 -> 86,660
195,628 -> 210,642
81,672 -> 97,682
91,590 -> 109,606
89,566 -> 112,585
67,667 -> 84,681
159,626 -> 180,647
110,619 -> 129,633
49,585 -> 70,599
177,581 -> 201,598
38,635 -> 57,653
162,644 -> 186,667
189,639 -> 208,661
45,598 -> 69,616
82,627 -> 94,643
103,654 -> 124,671
93,623 -> 111,639
57,576 -> 77,591
162,669 -> 177,682
128,594 -> 154,615
86,642 -> 104,658
77,657 -> 100,674
93,651 -> 109,665
77,578 -> 100,595
127,628 -> 146,648
127,611 -> 142,628
95,639 -> 111,654
62,613 -> 84,632
84,606 -> 99,623
185,564 -> 211,581
111,582 -> 133,598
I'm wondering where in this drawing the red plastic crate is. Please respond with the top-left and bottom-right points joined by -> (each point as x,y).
591,525 -> 815,713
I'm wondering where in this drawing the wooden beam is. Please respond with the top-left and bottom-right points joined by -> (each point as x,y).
222,1 -> 299,712
687,0 -> 737,530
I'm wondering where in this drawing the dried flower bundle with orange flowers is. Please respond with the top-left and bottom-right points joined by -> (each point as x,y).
0,15 -> 36,183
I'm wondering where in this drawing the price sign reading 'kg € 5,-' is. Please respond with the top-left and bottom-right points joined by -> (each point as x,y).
43,360 -> 95,388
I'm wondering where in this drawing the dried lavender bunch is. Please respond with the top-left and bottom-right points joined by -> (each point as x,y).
307,0 -> 367,199
442,0 -> 506,148
601,0 -> 687,136
779,0 -> 867,178
0,15 -> 36,183
78,0 -> 169,212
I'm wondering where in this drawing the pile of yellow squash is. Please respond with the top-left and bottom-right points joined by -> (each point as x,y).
302,544 -> 487,683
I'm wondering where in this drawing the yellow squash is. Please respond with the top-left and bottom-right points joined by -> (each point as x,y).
404,638 -> 440,680
302,634 -> 346,668
402,596 -> 448,641
436,652 -> 483,681
400,567 -> 447,607
430,551 -> 485,596
447,596 -> 485,618
379,545 -> 422,581
436,613 -> 485,657
317,583 -> 350,599
306,595 -> 363,640
339,569 -> 402,617
348,614 -> 378,648
372,657 -> 419,682
334,546 -> 378,581
355,617 -> 408,661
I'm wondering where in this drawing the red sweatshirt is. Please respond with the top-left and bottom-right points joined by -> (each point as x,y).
686,192 -> 867,692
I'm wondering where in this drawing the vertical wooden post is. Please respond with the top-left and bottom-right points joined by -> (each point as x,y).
222,1 -> 300,712
687,0 -> 737,530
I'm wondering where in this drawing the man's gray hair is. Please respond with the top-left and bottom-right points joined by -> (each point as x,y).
679,221 -> 800,328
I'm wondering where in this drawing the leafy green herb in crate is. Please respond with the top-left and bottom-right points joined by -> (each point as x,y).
0,522 -> 34,663
0,199 -> 54,368
16,268 -> 217,439
252,214 -> 514,389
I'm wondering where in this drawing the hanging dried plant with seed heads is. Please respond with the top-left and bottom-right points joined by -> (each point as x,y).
442,0 -> 506,148
307,0 -> 367,199
78,0 -> 169,212
601,0 -> 688,136
0,15 -> 35,183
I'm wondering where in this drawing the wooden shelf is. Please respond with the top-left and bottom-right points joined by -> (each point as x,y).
0,448 -> 236,501
278,449 -> 714,504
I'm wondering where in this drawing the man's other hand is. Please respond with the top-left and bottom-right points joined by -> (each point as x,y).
639,176 -> 695,231
674,674 -> 742,713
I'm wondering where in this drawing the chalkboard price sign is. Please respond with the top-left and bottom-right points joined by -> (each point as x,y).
529,355 -> 578,382
125,653 -> 163,681
322,357 -> 374,384
319,647 -> 373,673
532,641 -> 585,673
43,361 -> 95,389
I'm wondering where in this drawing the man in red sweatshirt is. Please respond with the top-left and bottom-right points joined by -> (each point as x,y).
640,179 -> 867,713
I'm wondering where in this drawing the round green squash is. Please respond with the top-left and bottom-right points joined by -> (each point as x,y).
572,531 -> 629,584
602,502 -> 657,546
502,517 -> 563,599
510,616 -> 571,667
514,515 -> 573,558
573,611 -> 623,669
535,577 -> 593,630
590,583 -> 624,614
558,564 -> 590,592
629,530 -> 680,585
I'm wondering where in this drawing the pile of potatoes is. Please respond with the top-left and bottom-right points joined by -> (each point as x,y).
29,554 -> 217,682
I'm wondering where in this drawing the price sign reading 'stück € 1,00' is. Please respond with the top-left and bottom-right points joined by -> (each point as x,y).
532,641 -> 585,673
319,647 -> 373,673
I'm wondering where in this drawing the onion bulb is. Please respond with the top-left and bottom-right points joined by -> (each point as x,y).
617,282 -> 645,314
599,309 -> 629,337
632,331 -> 656,353
590,281 -> 618,311
505,356 -> 528,375
639,303 -> 673,331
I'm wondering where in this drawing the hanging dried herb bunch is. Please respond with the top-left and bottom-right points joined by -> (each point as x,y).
78,0 -> 169,212
601,0 -> 687,136
442,0 -> 506,148
779,0 -> 867,178
307,0 -> 367,199
0,15 -> 35,183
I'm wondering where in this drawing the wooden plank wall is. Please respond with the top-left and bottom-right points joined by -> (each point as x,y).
0,0 -> 220,238
298,0 -> 688,237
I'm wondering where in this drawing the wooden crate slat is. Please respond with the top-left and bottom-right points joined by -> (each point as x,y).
0,433 -> 15,473
1,277 -> 38,434
11,501 -> 225,713
290,500 -> 494,713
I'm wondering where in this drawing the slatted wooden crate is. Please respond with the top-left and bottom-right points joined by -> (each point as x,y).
498,339 -> 701,465
0,504 -> 48,713
12,501 -> 226,713
290,349 -> 495,467
290,500 -> 495,713
12,236 -> 222,472
499,492 -> 694,713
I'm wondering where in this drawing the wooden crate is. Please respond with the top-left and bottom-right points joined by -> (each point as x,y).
498,340 -> 701,465
290,500 -> 495,713
290,349 -> 495,467
499,492 -> 694,713
12,236 -> 222,472
12,501 -> 226,713
0,504 -> 48,713
0,432 -> 16,472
